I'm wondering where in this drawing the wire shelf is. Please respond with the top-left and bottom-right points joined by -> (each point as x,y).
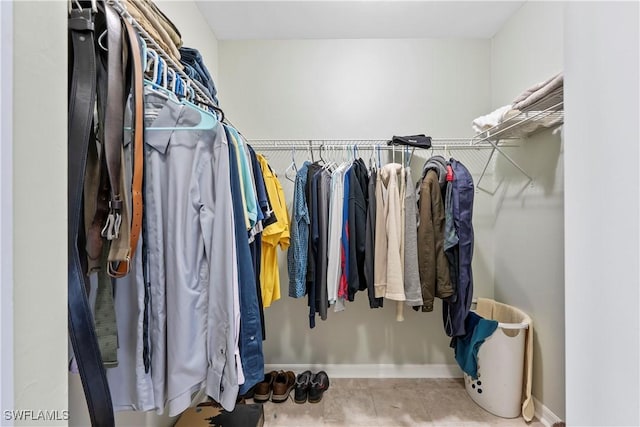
108,0 -> 216,108
472,87 -> 564,144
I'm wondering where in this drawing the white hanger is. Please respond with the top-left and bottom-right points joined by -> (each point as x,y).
284,146 -> 298,183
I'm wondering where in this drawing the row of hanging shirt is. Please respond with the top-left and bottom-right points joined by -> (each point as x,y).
286,147 -> 475,337
93,38 -> 289,417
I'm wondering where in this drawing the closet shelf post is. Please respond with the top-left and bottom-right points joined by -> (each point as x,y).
475,135 -> 534,195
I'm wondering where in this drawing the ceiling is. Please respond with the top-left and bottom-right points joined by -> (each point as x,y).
196,1 -> 526,40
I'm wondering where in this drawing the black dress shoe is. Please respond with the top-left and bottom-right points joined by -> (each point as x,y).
308,371 -> 330,403
293,370 -> 313,404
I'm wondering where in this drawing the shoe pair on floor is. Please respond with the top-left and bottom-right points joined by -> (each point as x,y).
253,370 -> 296,403
294,370 -> 330,404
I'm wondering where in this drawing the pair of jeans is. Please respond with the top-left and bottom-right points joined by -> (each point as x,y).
180,47 -> 219,105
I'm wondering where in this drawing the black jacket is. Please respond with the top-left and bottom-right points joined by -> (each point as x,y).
347,158 -> 369,301
364,169 -> 383,308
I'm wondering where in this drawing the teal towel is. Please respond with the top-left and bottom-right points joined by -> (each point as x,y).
453,312 -> 498,378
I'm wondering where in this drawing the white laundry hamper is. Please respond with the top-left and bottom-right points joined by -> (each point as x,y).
463,303 -> 530,419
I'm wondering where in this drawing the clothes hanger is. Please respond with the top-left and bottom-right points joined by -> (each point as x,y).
140,38 -> 148,71
141,54 -> 216,132
368,144 -> 376,171
97,30 -> 108,52
144,52 -> 177,100
325,154 -> 337,172
307,142 -> 315,163
69,0 -> 96,15
284,146 -> 298,183
175,77 -> 218,128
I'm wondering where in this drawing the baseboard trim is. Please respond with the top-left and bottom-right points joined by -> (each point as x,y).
533,396 -> 563,427
264,364 -> 462,378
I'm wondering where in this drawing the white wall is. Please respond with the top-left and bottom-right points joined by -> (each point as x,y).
11,2 -> 68,426
0,1 -> 14,424
68,2 -> 219,426
219,39 -> 490,139
490,2 -> 566,420
564,2 -> 639,426
490,2 -> 564,109
219,39 -> 495,368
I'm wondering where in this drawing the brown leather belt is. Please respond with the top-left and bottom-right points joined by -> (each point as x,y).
109,16 -> 144,278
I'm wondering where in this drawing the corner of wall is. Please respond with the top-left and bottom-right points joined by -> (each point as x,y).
13,1 -> 68,423
489,0 -> 565,421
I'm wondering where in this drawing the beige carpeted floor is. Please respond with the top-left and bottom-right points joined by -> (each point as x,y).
250,378 -> 545,427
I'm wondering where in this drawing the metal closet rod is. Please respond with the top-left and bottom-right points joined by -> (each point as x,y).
247,139 -> 521,168
246,143 -> 518,151
246,138 -> 519,149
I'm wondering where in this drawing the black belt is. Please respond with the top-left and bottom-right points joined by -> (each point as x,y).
68,6 -> 115,427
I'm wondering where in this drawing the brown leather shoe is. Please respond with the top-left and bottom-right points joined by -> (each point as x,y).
253,371 -> 277,403
271,371 -> 296,403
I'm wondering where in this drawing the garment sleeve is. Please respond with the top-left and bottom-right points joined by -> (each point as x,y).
431,173 -> 454,301
417,175 -> 436,311
201,128 -> 240,412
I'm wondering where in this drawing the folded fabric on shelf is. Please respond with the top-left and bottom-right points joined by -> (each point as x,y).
121,0 -> 183,67
512,72 -> 563,111
140,0 -> 182,47
471,105 -> 519,134
180,47 -> 219,105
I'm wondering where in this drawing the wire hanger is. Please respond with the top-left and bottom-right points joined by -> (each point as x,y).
308,140 -> 315,163
69,0 -> 96,15
322,143 -> 337,172
284,146 -> 297,183
368,144 -> 376,171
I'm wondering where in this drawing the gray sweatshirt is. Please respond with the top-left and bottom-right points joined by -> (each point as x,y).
403,167 -> 423,307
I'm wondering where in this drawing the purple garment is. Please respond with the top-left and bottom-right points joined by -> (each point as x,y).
338,166 -> 352,301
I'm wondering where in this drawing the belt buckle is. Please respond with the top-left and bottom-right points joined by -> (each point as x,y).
108,255 -> 130,278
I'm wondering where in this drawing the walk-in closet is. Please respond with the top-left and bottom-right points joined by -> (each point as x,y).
2,1 -> 638,427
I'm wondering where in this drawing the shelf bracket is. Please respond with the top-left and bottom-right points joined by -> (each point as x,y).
476,136 -> 533,195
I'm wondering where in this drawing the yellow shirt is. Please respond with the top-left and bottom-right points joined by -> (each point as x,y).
257,154 -> 290,307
